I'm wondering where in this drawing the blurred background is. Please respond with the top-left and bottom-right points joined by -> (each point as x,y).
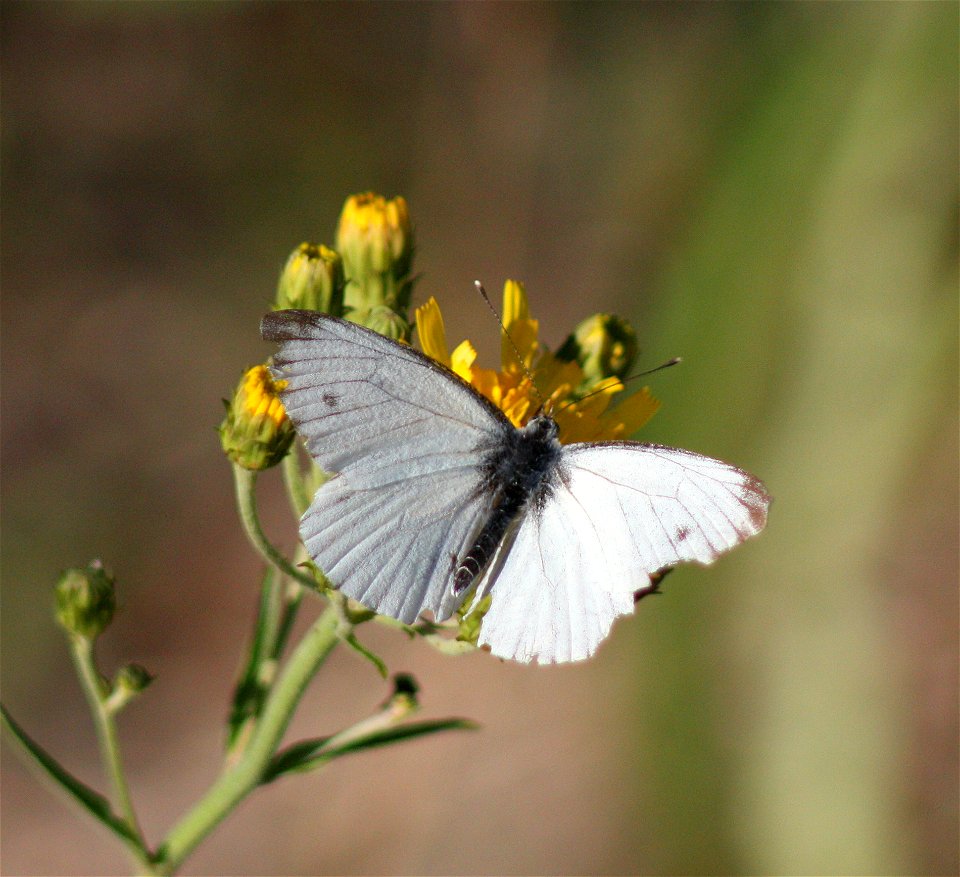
2,3 -> 957,875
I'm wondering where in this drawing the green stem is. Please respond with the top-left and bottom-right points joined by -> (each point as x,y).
281,447 -> 311,518
69,637 -> 156,873
254,566 -> 283,667
156,606 -> 343,875
233,464 -> 318,592
272,581 -> 304,661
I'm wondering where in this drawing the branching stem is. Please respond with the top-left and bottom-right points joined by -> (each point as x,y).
156,605 -> 342,874
69,637 -> 156,874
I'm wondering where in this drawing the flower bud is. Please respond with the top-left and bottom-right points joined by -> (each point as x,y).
556,313 -> 638,391
219,364 -> 295,471
354,305 -> 411,342
275,243 -> 345,316
116,663 -> 153,694
55,561 -> 116,640
382,673 -> 420,719
336,192 -> 414,317
105,663 -> 154,713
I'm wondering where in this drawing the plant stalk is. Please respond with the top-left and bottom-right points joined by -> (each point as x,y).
233,464 -> 317,591
69,636 -> 156,873
155,605 -> 342,874
281,447 -> 311,518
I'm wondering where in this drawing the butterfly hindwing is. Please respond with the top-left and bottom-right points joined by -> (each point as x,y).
476,443 -> 770,663
302,464 -> 493,623
473,482 -> 635,663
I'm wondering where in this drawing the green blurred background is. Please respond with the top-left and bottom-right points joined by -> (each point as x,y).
2,3 -> 956,874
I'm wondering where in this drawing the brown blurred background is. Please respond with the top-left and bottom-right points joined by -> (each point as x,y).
2,3 -> 957,875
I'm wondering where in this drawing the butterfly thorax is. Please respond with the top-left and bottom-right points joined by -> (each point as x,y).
453,414 -> 563,595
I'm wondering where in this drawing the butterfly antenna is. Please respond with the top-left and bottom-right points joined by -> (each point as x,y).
555,355 -> 681,414
627,356 -> 682,380
474,280 -> 545,410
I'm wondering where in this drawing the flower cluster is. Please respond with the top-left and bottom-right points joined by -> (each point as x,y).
16,191 -> 673,877
222,193 -> 660,473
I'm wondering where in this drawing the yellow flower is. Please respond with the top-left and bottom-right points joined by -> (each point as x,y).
219,364 -> 295,470
336,192 -> 414,323
336,192 -> 411,276
414,281 -> 660,443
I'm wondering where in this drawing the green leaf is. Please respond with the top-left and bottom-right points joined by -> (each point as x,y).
344,632 -> 388,678
260,734 -> 333,782
261,718 -> 478,784
1,704 -> 140,847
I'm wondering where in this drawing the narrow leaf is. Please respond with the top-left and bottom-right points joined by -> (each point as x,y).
260,735 -> 333,783
318,718 -> 479,760
1,704 -> 140,846
262,718 -> 478,783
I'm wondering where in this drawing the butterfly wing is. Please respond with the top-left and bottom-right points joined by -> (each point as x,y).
261,310 -> 511,622
476,443 -> 770,663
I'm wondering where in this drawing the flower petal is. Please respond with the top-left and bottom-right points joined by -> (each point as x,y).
450,340 -> 478,382
600,387 -> 661,437
502,279 -> 529,326
501,280 -> 540,371
414,297 -> 450,366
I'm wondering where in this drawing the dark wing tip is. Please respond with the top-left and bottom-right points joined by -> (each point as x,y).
260,309 -> 325,342
740,471 -> 772,532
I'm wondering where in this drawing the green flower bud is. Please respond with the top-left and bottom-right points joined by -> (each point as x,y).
219,365 -> 295,471
275,242 -> 345,316
55,561 -> 116,640
556,313 -> 638,392
116,663 -> 153,694
383,673 -> 420,718
353,304 -> 411,342
336,192 -> 414,317
105,663 -> 154,713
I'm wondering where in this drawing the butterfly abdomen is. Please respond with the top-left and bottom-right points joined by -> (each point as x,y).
453,501 -> 520,594
453,415 -> 563,595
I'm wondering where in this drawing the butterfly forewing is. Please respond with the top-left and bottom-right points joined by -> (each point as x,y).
564,443 -> 769,566
262,311 -> 508,482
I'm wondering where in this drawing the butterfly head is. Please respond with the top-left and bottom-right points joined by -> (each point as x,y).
520,412 -> 560,445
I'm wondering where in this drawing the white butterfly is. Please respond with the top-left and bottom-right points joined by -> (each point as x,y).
262,310 -> 770,664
